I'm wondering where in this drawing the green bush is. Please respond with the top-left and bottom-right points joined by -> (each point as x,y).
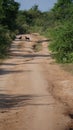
10,32 -> 16,40
49,21 -> 73,63
0,26 -> 12,57
17,24 -> 30,34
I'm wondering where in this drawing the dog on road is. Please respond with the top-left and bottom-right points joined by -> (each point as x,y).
25,36 -> 30,41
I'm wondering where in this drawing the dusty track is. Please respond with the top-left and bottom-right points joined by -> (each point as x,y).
0,34 -> 72,130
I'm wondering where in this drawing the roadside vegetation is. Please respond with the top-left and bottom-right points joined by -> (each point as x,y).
0,0 -> 19,58
0,0 -> 73,63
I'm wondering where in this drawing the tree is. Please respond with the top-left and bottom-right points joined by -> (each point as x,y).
1,0 -> 20,30
0,0 -> 5,23
0,0 -> 20,57
49,0 -> 73,63
52,0 -> 73,20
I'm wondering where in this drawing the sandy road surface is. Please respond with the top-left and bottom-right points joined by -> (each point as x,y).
0,34 -> 71,130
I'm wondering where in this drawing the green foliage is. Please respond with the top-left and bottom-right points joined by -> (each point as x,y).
49,21 -> 73,63
0,25 -> 12,57
52,0 -> 73,21
16,5 -> 42,33
0,0 -> 19,58
1,0 -> 20,30
45,0 -> 73,63
16,11 -> 30,34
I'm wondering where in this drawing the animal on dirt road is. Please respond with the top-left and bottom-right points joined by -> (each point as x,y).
18,36 -> 22,39
25,36 -> 30,41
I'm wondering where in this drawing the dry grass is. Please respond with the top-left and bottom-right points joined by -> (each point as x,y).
61,63 -> 73,75
32,43 -> 42,52
0,59 -> 3,65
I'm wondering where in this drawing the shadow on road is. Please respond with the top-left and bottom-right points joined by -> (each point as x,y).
0,94 -> 52,111
15,38 -> 50,43
0,69 -> 32,75
10,53 -> 52,58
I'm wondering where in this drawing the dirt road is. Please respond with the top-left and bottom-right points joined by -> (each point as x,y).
0,34 -> 72,130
